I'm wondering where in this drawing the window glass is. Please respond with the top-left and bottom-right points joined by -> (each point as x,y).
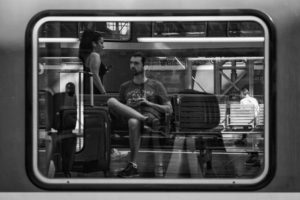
32,15 -> 270,189
153,22 -> 207,37
39,21 -> 130,40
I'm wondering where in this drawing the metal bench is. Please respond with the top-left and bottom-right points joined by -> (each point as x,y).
256,104 -> 264,129
228,104 -> 256,130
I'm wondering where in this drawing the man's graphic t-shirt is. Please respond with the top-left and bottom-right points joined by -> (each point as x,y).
119,79 -> 169,119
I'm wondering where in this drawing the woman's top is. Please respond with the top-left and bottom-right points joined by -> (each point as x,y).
83,54 -> 108,94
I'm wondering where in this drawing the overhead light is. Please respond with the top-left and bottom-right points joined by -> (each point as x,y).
188,57 -> 264,61
137,37 -> 264,43
39,38 -> 79,43
157,57 -> 167,60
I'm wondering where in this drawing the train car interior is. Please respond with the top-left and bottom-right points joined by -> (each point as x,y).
33,15 -> 269,187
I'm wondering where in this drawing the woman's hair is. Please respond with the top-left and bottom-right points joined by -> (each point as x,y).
78,30 -> 103,63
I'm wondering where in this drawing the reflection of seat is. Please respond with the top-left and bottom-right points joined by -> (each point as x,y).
46,131 -> 77,177
38,90 -> 53,131
174,93 -> 220,132
45,92 -> 77,177
174,90 -> 224,175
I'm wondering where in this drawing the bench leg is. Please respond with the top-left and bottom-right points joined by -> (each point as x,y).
206,149 -> 212,170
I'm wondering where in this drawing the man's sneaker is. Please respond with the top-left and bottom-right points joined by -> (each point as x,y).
111,148 -> 128,161
245,153 -> 260,166
117,162 -> 139,178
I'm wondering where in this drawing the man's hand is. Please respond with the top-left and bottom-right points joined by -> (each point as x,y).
136,98 -> 151,106
127,98 -> 149,107
128,97 -> 172,114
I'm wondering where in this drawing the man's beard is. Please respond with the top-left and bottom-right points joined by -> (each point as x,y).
132,68 -> 144,76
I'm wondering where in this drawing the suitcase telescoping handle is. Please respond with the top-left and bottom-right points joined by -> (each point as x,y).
78,71 -> 94,107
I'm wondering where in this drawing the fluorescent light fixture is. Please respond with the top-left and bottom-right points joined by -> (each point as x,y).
137,37 -> 264,43
188,56 -> 264,61
157,57 -> 167,59
39,38 -> 79,43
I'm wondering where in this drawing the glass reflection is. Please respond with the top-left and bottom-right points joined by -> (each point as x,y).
36,19 -> 266,181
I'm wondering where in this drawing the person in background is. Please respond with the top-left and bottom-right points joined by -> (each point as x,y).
235,88 -> 260,166
240,88 -> 260,117
107,52 -> 173,178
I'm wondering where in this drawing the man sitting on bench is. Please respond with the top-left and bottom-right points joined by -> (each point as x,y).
107,52 -> 173,178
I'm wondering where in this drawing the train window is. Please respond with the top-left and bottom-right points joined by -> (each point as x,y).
28,12 -> 273,190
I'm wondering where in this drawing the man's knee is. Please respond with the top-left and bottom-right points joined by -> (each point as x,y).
107,97 -> 118,108
128,118 -> 141,130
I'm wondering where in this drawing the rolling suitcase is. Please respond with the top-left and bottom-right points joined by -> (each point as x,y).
72,72 -> 111,175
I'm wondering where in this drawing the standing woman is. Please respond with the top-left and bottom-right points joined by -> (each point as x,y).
78,30 -> 126,160
79,30 -> 106,94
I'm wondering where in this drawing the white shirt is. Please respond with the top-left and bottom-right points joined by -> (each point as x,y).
240,95 -> 260,117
